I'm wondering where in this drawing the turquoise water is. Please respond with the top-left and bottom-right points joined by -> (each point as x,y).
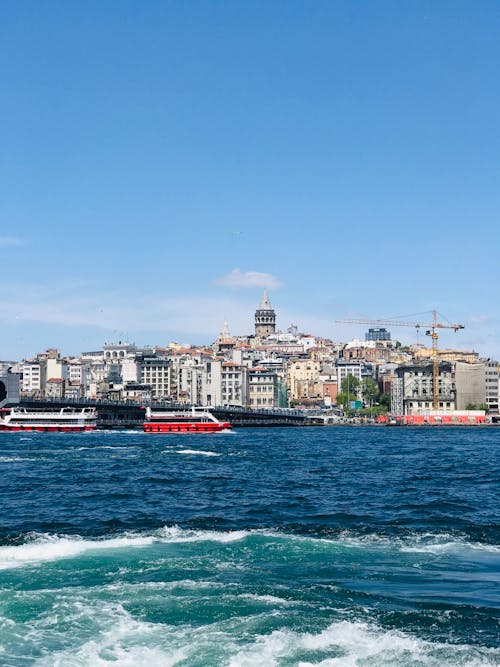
0,427 -> 498,666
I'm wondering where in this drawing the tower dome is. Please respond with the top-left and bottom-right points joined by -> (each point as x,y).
254,289 -> 276,338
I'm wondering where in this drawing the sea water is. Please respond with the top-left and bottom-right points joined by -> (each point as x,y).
0,427 -> 498,666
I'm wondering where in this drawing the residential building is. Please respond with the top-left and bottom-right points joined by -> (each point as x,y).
288,359 -> 321,402
221,361 -> 248,406
248,367 -> 279,409
485,360 -> 499,413
140,356 -> 172,401
395,362 -> 455,414
45,377 -> 65,399
21,360 -> 42,396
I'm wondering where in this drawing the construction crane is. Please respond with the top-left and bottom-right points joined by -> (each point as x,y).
336,310 -> 464,411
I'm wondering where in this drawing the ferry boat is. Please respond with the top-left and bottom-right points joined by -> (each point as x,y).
0,407 -> 97,432
143,407 -> 231,433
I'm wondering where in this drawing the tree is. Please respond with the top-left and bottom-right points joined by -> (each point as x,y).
340,374 -> 360,395
336,374 -> 360,410
361,377 -> 379,403
466,402 -> 489,413
379,392 -> 391,410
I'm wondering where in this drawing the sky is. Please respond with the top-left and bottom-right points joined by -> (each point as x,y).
1,1 -> 499,360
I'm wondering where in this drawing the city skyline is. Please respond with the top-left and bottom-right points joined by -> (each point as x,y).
1,2 -> 499,359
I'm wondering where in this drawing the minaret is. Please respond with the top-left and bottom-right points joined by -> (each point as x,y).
254,288 -> 276,338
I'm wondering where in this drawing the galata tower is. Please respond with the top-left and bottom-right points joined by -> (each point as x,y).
254,289 -> 276,338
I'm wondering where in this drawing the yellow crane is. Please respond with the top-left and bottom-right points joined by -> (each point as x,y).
336,311 -> 464,411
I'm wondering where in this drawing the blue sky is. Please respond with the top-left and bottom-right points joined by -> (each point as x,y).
1,1 -> 499,359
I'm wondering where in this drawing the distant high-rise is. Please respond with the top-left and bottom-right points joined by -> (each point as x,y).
255,289 -> 276,338
365,327 -> 391,342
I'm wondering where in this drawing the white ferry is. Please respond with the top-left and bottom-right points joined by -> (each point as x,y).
143,406 -> 231,433
0,407 -> 97,432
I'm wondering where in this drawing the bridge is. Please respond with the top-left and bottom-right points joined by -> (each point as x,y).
18,397 -> 310,428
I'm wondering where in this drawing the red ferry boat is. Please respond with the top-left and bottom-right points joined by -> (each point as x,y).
0,407 -> 97,432
143,407 -> 231,433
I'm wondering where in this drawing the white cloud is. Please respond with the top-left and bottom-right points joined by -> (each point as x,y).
0,283 -> 256,341
0,236 -> 22,248
214,269 -> 283,290
1,283 -> 499,361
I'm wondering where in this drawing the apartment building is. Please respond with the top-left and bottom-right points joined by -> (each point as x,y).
140,356 -> 172,401
395,362 -> 455,414
22,360 -> 42,396
288,359 -> 321,402
485,360 -> 499,413
248,367 -> 279,409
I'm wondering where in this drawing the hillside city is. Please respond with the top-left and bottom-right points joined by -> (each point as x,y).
1,290 -> 498,418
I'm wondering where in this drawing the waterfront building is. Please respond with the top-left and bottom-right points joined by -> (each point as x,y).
221,361 -> 248,406
80,351 -> 106,398
200,360 -> 248,407
394,362 -> 456,414
45,377 -> 65,399
21,360 -> 42,396
140,356 -> 172,401
485,360 -> 499,414
335,361 -> 365,387
122,382 -> 151,403
254,289 -> 276,338
454,361 -> 486,410
319,365 -> 338,405
287,359 -> 321,403
66,359 -> 90,396
248,367 -> 279,409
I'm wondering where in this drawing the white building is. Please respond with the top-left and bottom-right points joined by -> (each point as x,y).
22,361 -> 42,396
140,357 -> 172,401
485,360 -> 499,414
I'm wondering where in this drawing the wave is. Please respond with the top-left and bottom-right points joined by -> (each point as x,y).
0,527 -> 251,570
331,530 -> 500,555
0,534 -> 154,570
0,456 -> 37,462
228,620 -> 499,666
15,601 -> 499,667
0,526 -> 498,572
74,445 -> 140,451
175,449 -> 221,456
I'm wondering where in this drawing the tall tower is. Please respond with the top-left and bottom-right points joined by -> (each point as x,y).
255,289 -> 276,338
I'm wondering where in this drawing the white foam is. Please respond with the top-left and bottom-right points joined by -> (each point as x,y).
237,593 -> 294,606
155,525 -> 250,544
300,531 -> 500,557
0,456 -> 36,462
0,527 -> 253,570
228,620 -> 499,667
33,605 -> 188,667
0,534 -> 154,571
4,526 -> 497,574
176,449 -> 221,456
400,540 -> 500,555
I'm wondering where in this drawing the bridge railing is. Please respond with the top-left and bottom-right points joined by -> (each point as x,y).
20,396 -> 307,419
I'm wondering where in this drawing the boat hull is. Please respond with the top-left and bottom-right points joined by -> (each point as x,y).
144,422 -> 231,433
0,424 -> 96,432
